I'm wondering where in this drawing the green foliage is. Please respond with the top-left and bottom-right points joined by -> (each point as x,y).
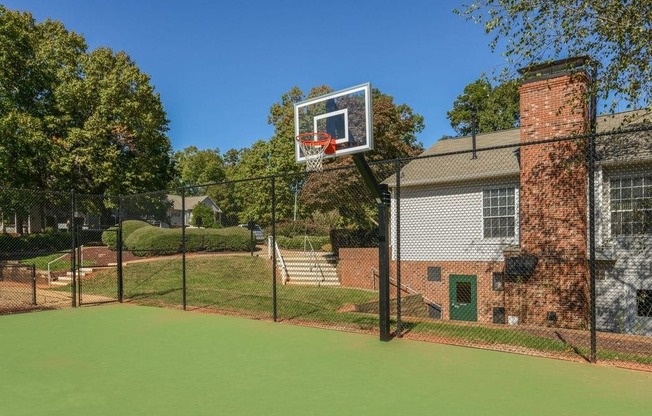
257,86 -> 424,229
191,202 -> 217,228
126,227 -> 180,257
122,220 -> 151,241
329,228 -> 379,255
455,1 -> 652,112
0,231 -> 71,252
101,226 -> 118,249
0,6 -> 173,194
275,236 -> 330,250
186,227 -> 253,252
124,224 -> 253,257
274,218 -> 331,238
101,220 -> 150,250
172,146 -> 225,190
447,78 -> 519,136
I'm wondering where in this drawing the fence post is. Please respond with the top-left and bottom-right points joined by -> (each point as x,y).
181,188 -> 187,311
378,184 -> 391,342
117,195 -> 123,303
271,176 -> 277,322
395,160 -> 402,337
70,189 -> 77,308
31,264 -> 37,306
588,66 -> 598,364
588,122 -> 597,364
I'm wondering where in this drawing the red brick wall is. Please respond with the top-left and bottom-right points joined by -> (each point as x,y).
517,71 -> 590,329
394,260 -> 505,323
338,248 -> 378,290
338,248 -> 505,323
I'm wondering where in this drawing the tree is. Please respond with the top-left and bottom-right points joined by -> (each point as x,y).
455,1 -> 652,112
49,47 -> 173,195
172,146 -> 226,191
0,6 -> 85,190
191,203 -> 216,228
447,78 -> 519,136
264,85 -> 425,228
0,6 -> 173,196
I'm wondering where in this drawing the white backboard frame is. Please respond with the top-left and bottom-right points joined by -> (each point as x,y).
294,83 -> 373,164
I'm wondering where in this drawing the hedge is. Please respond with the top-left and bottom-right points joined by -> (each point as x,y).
329,228 -> 379,255
273,219 -> 330,238
0,231 -> 71,252
125,225 -> 254,257
275,235 -> 330,251
101,220 -> 151,250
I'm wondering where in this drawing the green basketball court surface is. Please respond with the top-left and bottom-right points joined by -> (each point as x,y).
1,304 -> 651,415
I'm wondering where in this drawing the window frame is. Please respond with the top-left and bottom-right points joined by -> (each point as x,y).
636,289 -> 652,317
482,187 -> 517,239
607,173 -> 652,237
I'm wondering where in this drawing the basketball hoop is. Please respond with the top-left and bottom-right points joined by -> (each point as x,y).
296,132 -> 336,172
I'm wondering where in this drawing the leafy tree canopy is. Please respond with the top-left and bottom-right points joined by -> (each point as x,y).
172,146 -> 225,191
0,6 -> 173,195
261,85 -> 425,228
191,202 -> 217,228
447,78 -> 519,136
455,1 -> 652,112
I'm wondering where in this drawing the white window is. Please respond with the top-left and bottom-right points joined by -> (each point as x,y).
609,175 -> 652,236
483,188 -> 515,238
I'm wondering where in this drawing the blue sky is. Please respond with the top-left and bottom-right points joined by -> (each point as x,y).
3,0 -> 509,152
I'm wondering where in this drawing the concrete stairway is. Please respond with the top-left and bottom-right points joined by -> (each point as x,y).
50,268 -> 93,286
280,251 -> 339,286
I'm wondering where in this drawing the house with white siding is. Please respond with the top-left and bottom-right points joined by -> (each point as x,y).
385,57 -> 652,336
166,195 -> 222,227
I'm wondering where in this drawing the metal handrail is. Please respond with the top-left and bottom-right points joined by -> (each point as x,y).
47,251 -> 71,287
303,235 -> 325,284
371,267 -> 440,308
269,237 -> 289,285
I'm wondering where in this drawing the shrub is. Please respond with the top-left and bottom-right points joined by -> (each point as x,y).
273,219 -> 330,238
0,231 -> 72,253
101,226 -> 118,249
275,235 -> 330,250
125,227 -> 180,257
191,203 -> 216,228
122,220 -> 151,242
125,225 -> 254,257
0,233 -> 26,252
329,228 -> 379,255
101,220 -> 151,250
186,227 -> 253,252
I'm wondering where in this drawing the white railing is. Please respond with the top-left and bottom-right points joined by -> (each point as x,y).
303,235 -> 325,284
47,245 -> 84,286
269,236 -> 288,285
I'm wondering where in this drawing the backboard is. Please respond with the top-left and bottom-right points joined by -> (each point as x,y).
294,83 -> 373,164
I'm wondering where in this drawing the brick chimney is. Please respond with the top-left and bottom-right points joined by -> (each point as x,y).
512,57 -> 592,329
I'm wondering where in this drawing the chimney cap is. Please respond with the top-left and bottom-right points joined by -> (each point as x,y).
518,56 -> 593,82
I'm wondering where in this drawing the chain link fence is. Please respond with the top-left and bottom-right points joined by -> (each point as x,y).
1,125 -> 650,371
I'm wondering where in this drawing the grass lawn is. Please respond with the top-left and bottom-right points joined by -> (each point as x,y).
66,255 -> 651,367
17,251 -> 95,272
78,255 -> 380,328
1,305 -> 651,416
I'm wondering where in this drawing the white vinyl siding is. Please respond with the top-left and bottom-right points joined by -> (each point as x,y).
391,180 -> 519,261
596,166 -> 652,336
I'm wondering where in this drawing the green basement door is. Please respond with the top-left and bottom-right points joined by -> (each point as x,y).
449,275 -> 477,321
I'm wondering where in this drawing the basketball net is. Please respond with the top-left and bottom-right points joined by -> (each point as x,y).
296,132 -> 335,172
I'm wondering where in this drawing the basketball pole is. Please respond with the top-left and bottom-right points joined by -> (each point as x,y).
353,154 -> 392,342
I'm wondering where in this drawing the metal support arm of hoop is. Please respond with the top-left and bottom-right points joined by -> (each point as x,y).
296,132 -> 336,172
